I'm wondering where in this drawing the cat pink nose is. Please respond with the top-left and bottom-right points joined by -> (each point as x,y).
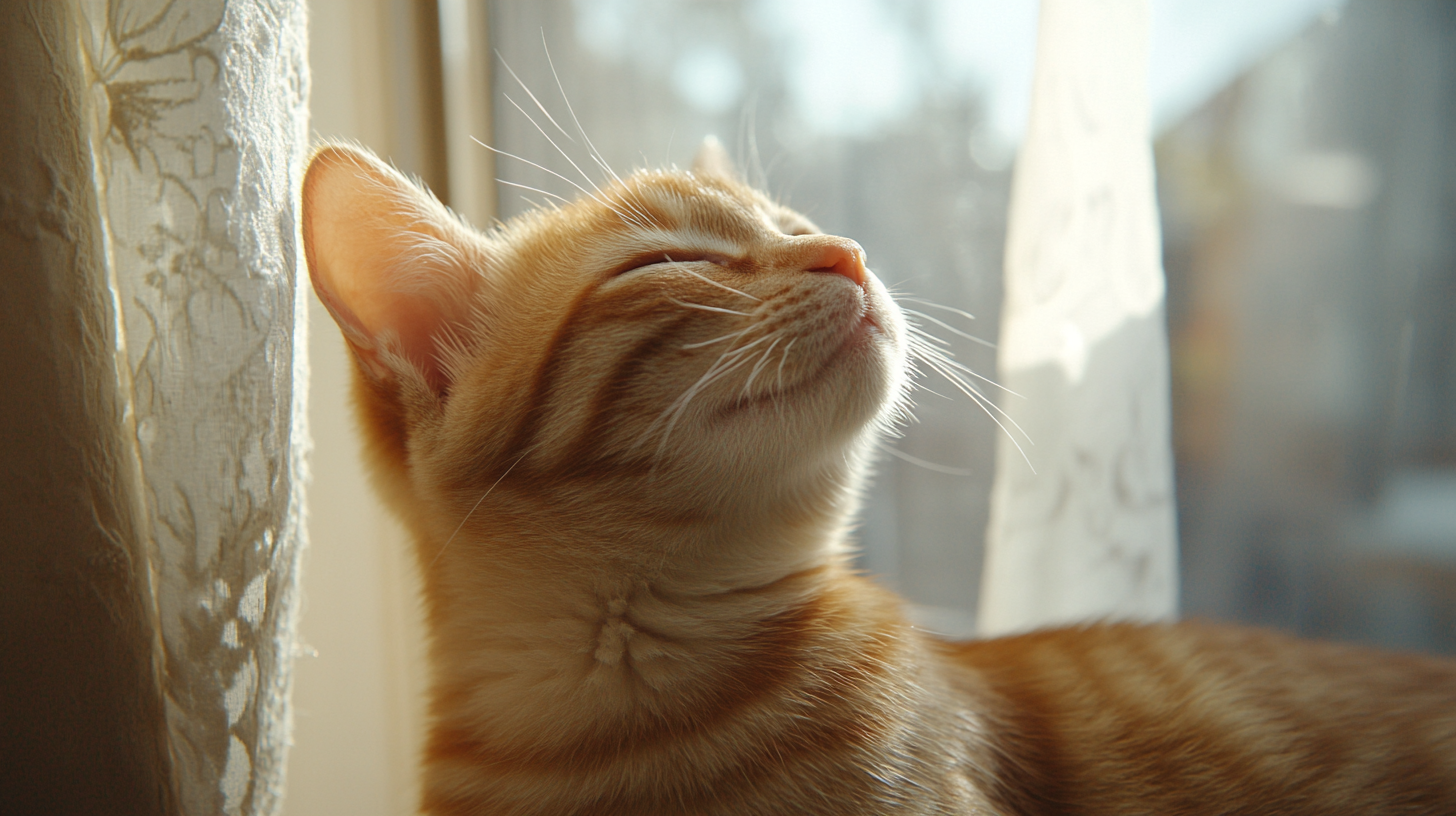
803,238 -> 867,286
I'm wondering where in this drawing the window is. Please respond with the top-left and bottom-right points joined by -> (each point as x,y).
287,2 -> 1456,813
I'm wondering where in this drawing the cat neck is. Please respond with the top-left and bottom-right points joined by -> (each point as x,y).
409,461 -> 889,731
388,405 -> 895,753
409,427 -> 879,611
414,534 -> 943,816
415,478 -> 861,630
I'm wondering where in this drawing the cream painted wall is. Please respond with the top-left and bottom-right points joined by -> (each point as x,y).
286,297 -> 425,816
284,1 -> 437,813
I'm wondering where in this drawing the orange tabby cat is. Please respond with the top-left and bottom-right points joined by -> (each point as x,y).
302,141 -> 1456,816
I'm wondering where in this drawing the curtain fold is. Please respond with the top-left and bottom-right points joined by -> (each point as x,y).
979,0 -> 1180,636
0,4 -> 175,813
1,2 -> 310,814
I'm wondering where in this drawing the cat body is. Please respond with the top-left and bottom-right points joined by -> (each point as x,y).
302,142 -> 1456,816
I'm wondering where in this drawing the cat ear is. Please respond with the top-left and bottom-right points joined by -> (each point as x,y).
302,145 -> 481,396
692,135 -> 738,180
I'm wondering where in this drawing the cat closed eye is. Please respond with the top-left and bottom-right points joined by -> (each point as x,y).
611,250 -> 730,277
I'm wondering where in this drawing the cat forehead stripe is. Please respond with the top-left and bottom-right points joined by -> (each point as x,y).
616,227 -> 745,262
618,177 -> 763,242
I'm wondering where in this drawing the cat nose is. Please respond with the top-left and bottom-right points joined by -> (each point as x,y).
800,237 -> 867,286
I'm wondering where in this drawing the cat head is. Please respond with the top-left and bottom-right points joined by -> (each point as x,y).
303,140 -> 907,567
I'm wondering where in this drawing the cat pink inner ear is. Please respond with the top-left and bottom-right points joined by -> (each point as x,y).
303,146 -> 479,395
692,135 -> 738,180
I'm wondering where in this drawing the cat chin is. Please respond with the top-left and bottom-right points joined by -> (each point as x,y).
661,270 -> 904,454
715,313 -> 879,418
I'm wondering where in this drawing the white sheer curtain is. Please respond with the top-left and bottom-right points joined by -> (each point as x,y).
980,0 -> 1179,635
1,1 -> 309,814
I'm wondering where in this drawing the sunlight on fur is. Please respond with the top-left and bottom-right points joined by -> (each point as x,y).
303,136 -> 1456,815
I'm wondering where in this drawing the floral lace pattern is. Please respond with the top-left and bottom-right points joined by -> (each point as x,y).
79,1 -> 310,813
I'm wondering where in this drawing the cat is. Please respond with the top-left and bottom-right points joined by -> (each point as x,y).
302,139 -> 1456,816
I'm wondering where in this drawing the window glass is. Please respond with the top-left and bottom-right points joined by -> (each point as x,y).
1160,1 -> 1456,654
488,0 -> 1456,653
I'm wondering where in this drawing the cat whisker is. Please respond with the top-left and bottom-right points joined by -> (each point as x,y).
469,137 -> 640,228
499,94 -> 654,232
617,190 -> 661,235
668,299 -> 752,318
496,178 -> 570,205
638,343 -> 740,447
907,327 -> 1021,397
877,442 -> 977,477
909,326 -> 952,349
738,94 -> 770,193
666,262 -> 762,302
898,355 -> 951,404
606,184 -> 659,234
501,86 -> 656,232
646,347 -> 759,461
909,345 -> 1035,471
497,53 -> 578,146
539,36 -> 661,230
541,34 -> 621,185
775,338 -> 796,393
769,344 -> 792,422
906,336 -> 993,401
689,335 -> 775,388
741,337 -> 783,398
902,308 -> 995,349
644,329 -> 775,457
717,331 -> 779,357
501,94 -> 602,193
682,326 -> 755,350
427,451 -> 530,571
914,383 -> 955,401
497,47 -> 608,205
897,297 -> 978,322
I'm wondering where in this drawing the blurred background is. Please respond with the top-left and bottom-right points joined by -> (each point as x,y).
288,1 -> 1455,812
1157,1 -> 1456,657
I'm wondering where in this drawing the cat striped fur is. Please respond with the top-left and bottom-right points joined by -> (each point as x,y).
302,142 -> 1456,815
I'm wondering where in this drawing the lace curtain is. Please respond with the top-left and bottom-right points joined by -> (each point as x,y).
1,1 -> 309,814
980,0 -> 1179,635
